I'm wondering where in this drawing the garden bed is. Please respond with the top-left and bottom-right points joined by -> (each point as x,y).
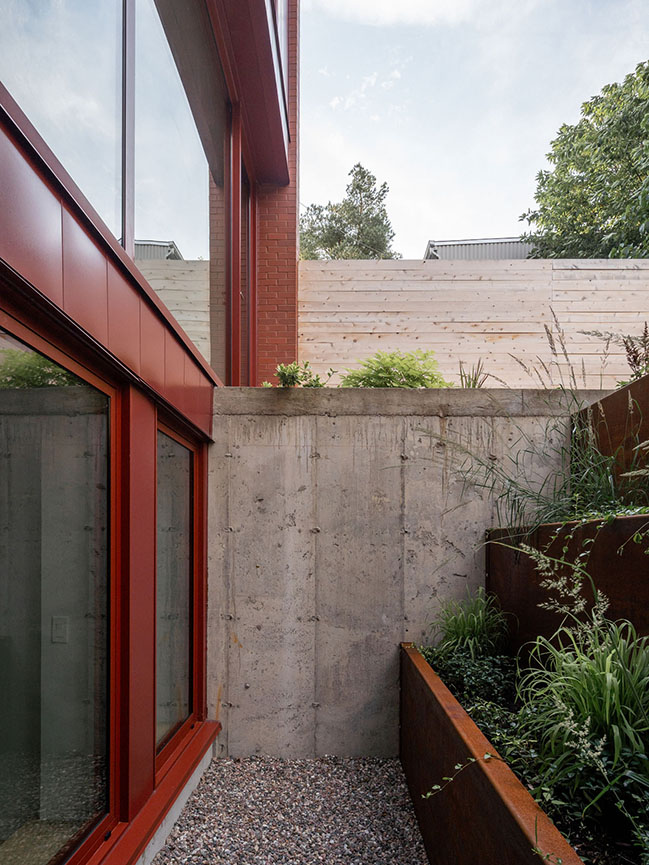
487,514 -> 649,654
399,643 -> 583,865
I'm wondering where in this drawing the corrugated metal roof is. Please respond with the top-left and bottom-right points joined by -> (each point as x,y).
424,237 -> 535,260
134,240 -> 184,261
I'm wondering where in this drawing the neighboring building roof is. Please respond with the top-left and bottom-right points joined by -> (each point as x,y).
134,239 -> 184,261
424,237 -> 535,260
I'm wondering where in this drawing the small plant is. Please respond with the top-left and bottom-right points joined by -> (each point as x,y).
274,361 -> 336,388
0,348 -> 78,388
428,587 -> 508,660
339,349 -> 452,388
458,359 -> 489,388
421,648 -> 516,705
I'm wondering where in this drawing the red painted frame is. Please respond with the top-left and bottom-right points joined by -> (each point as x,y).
0,302 -> 123,865
0,288 -> 218,865
154,420 -> 208,780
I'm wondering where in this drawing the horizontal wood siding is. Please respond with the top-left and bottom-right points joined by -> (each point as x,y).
299,259 -> 649,388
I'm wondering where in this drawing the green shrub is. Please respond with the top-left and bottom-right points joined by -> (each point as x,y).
428,587 -> 509,659
339,349 -> 451,388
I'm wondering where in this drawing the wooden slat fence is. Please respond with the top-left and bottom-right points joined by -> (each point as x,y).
299,259 -> 649,388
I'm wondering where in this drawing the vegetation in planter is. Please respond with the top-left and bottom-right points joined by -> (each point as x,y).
428,587 -> 509,660
273,360 -> 336,388
339,349 -> 452,389
421,588 -> 649,864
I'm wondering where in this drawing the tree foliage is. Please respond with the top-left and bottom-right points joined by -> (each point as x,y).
0,349 -> 78,388
521,61 -> 649,258
300,163 -> 400,260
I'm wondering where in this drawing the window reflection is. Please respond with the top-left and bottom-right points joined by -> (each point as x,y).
156,431 -> 192,747
0,331 -> 109,865
0,1 -> 122,237
135,0 -> 209,261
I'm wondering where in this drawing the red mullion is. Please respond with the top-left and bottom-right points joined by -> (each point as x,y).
230,104 -> 242,386
153,424 -> 207,780
193,442 -> 208,720
248,182 -> 258,386
120,388 -> 157,820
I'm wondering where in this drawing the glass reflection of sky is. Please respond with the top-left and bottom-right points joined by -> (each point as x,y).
135,0 -> 209,260
0,0 -> 122,237
1,0 -> 209,260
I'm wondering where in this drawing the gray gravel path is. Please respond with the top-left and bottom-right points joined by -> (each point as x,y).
153,756 -> 428,865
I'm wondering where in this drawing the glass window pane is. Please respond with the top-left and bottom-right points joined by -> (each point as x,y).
156,431 -> 192,746
0,1 -> 122,238
135,0 -> 209,261
0,331 -> 109,864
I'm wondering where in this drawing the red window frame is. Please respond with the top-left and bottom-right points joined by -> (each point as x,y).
0,287 -> 214,865
154,418 -> 208,781
0,301 -> 123,865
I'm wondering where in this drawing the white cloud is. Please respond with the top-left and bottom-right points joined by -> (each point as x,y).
302,0 -> 478,27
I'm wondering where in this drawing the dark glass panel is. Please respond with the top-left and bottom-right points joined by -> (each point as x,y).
0,330 -> 109,864
156,431 -> 192,746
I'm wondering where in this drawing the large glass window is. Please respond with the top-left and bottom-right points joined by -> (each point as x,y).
156,430 -> 192,747
0,330 -> 109,864
134,0 -> 209,262
0,1 -> 122,237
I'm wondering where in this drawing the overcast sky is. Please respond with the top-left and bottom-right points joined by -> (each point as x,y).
299,0 -> 649,259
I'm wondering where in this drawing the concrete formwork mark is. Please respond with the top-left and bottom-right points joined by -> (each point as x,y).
207,389 -> 604,757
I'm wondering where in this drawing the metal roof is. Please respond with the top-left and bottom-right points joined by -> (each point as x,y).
424,237 -> 535,261
134,239 -> 184,261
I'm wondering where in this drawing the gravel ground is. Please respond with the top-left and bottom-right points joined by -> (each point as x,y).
152,756 -> 428,865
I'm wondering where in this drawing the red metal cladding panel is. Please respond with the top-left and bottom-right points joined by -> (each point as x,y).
140,306 -> 167,395
62,207 -> 109,345
121,386 -> 157,819
0,126 -> 63,304
107,265 -> 142,376
183,354 -> 204,422
164,329 -> 187,409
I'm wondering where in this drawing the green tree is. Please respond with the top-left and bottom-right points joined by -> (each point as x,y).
300,163 -> 400,260
521,61 -> 649,258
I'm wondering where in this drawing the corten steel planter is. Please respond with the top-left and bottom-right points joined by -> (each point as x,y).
400,644 -> 584,865
487,514 -> 649,655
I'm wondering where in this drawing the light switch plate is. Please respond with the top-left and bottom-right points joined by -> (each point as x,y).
51,616 -> 69,644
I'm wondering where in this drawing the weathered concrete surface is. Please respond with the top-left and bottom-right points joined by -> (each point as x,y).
207,388 -> 608,758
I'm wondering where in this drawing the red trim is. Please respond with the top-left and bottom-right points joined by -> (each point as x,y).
153,422 -> 208,781
84,722 -> 220,865
207,0 -> 289,184
230,105 -> 242,386
248,183 -> 258,385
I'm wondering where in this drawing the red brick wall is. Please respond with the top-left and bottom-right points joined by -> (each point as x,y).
255,0 -> 299,386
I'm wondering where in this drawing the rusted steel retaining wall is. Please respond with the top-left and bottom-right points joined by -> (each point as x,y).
487,515 -> 649,654
399,644 -> 583,865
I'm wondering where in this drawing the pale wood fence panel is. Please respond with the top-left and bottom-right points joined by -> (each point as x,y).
299,259 -> 649,388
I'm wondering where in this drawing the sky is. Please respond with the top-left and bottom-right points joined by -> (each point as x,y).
299,0 -> 649,259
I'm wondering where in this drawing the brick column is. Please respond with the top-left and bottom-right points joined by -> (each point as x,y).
255,0 -> 299,385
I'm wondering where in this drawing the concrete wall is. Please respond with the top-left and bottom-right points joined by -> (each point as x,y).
207,387 -> 606,758
299,258 -> 649,388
